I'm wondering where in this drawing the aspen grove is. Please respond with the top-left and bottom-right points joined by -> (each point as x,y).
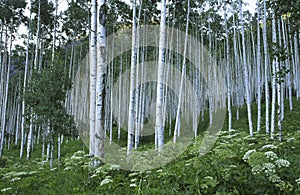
0,0 -> 299,193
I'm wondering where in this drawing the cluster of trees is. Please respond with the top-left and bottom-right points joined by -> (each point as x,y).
85,0 -> 300,160
0,0 -> 299,167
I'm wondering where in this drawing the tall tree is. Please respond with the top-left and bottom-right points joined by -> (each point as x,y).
224,3 -> 232,131
95,0 -> 106,159
155,0 -> 167,153
256,0 -> 262,132
127,0 -> 137,157
89,0 -> 97,157
263,0 -> 270,134
239,0 -> 253,136
20,0 -> 32,159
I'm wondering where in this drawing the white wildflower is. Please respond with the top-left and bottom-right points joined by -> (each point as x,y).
242,149 -> 256,162
28,171 -> 37,175
110,164 -> 120,170
128,172 -> 139,177
1,187 -> 12,192
70,156 -> 83,160
74,150 -> 85,156
131,178 -> 137,183
274,159 -> 290,168
261,163 -> 276,176
100,178 -> 113,186
262,144 -> 277,150
90,174 -> 97,178
129,183 -> 137,187
251,165 -> 262,175
264,151 -> 278,160
64,166 -> 72,171
10,177 -> 21,182
268,175 -> 281,183
296,178 -> 300,185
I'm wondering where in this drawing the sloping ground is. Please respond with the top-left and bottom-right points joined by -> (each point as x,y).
0,100 -> 299,194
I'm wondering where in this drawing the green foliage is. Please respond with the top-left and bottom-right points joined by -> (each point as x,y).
31,0 -> 54,26
24,60 -> 76,138
0,0 -> 26,24
0,156 -> 12,168
1,100 -> 300,194
62,0 -> 89,39
267,0 -> 300,30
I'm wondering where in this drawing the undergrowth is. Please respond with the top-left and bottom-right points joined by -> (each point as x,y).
0,99 -> 299,194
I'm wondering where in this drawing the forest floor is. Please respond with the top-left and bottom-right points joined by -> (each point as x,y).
0,99 -> 300,194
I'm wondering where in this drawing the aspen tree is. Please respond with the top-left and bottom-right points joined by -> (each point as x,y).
95,0 -> 106,159
239,0 -> 253,136
155,0 -> 167,152
127,0 -> 137,157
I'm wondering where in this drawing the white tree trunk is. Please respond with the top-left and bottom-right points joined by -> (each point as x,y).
57,135 -> 61,166
19,3 -> 31,158
0,21 -> 13,156
117,43 -> 123,142
240,1 -> 253,136
263,0 -> 270,134
270,14 -> 277,139
134,1 -> 142,149
256,0 -> 262,132
95,0 -> 106,159
233,14 -> 240,120
224,7 -> 232,131
294,33 -> 300,99
281,17 -> 293,111
155,0 -> 167,153
51,0 -> 58,62
34,0 -> 40,70
89,0 -> 97,157
127,0 -> 137,157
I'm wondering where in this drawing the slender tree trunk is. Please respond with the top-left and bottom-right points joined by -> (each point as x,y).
270,13 -> 277,139
233,14 -> 240,120
0,21 -> 13,156
257,0 -> 262,132
127,0 -> 137,157
263,0 -> 270,134
276,19 -> 282,142
51,0 -> 58,62
117,42 -> 123,142
134,1 -> 142,149
50,137 -> 54,169
281,17 -> 293,111
89,0 -> 97,157
240,1 -> 253,136
224,6 -> 232,131
294,33 -> 300,99
109,28 -> 115,145
34,0 -> 40,70
20,33 -> 32,156
57,135 -> 61,166
155,0 -> 167,153
95,0 -> 106,159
